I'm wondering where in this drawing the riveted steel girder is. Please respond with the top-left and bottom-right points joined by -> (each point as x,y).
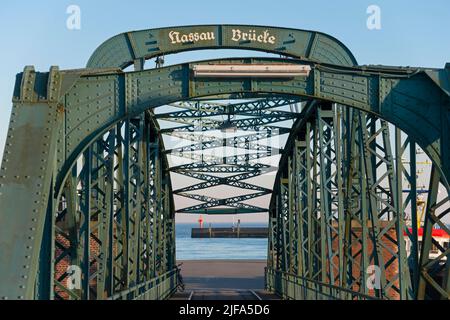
170,162 -> 276,174
1,25 -> 449,301
37,57 -> 449,192
176,191 -> 268,214
87,25 -> 357,69
157,97 -> 303,119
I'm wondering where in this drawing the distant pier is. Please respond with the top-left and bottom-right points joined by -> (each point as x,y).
191,227 -> 268,238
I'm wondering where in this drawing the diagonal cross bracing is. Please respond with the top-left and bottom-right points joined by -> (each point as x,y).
157,98 -> 295,214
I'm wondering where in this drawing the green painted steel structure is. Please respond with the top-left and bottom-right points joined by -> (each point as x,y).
0,25 -> 449,300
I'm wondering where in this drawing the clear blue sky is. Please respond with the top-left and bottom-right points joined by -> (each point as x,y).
0,1 -> 449,223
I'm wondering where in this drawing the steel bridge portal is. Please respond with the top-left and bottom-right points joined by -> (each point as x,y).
0,24 -> 449,301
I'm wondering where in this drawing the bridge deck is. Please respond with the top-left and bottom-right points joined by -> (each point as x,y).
170,260 -> 280,300
171,289 -> 280,300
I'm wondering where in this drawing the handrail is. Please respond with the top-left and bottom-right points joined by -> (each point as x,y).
265,267 -> 381,300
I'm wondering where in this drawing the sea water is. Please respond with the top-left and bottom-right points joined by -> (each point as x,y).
176,223 -> 268,260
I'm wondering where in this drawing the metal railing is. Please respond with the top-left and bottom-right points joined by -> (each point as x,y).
265,267 -> 380,300
109,268 -> 178,300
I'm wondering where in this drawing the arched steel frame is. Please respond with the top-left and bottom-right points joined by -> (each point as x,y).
0,25 -> 449,300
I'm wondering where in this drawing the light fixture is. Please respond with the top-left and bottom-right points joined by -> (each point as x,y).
192,64 -> 311,78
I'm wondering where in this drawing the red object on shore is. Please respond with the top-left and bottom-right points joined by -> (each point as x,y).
198,215 -> 203,229
404,227 -> 450,238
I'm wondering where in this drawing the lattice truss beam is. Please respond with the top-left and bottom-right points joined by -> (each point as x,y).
156,98 -> 303,214
267,103 -> 450,300
53,113 -> 175,300
157,98 -> 302,132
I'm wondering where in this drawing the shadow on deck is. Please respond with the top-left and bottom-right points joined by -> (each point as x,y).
170,260 -> 280,300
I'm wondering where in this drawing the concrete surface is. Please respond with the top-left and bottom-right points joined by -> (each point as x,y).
171,260 -> 280,300
178,259 -> 266,290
